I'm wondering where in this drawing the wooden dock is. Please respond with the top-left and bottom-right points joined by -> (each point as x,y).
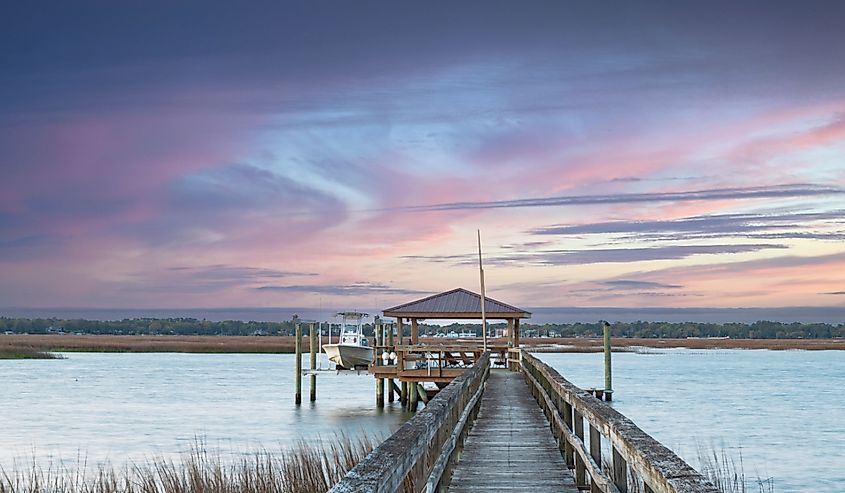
448,370 -> 578,492
325,291 -> 720,493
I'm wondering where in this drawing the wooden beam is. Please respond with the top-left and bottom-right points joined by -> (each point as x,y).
396,317 -> 405,343
411,318 -> 418,344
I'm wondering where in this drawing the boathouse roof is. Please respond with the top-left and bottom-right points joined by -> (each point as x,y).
383,287 -> 530,319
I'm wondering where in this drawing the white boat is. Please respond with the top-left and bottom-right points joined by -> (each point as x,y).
323,312 -> 373,369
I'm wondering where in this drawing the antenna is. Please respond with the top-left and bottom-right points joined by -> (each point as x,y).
478,229 -> 488,352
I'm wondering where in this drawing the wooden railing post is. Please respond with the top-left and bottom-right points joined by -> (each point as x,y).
573,410 -> 587,488
589,425 -> 602,493
563,401 -> 575,467
613,446 -> 628,493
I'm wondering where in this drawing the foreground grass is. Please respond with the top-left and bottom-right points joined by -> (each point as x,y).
698,447 -> 774,493
0,346 -> 63,360
0,436 -> 374,493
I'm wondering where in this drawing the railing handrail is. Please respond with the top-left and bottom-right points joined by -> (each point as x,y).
521,352 -> 719,493
329,353 -> 490,493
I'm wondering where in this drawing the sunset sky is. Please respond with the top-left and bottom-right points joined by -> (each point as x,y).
2,2 -> 844,312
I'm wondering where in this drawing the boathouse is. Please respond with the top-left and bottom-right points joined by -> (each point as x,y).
382,287 -> 530,346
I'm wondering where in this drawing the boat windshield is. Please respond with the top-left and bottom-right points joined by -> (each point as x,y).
335,312 -> 369,346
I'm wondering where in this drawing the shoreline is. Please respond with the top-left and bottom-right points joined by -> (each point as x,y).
2,334 -> 844,354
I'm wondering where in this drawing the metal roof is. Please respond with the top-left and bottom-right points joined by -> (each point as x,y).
383,288 -> 530,319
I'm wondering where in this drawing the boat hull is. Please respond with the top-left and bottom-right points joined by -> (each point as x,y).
323,343 -> 374,369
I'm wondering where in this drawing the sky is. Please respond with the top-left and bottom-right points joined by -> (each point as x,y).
1,1 -> 844,314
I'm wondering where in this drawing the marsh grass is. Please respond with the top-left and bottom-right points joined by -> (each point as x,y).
0,435 -> 374,493
697,446 -> 775,493
597,445 -> 775,493
0,346 -> 63,359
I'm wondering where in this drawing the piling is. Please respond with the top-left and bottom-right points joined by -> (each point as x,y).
375,317 -> 384,408
387,322 -> 395,403
309,322 -> 317,402
409,378 -> 418,411
416,383 -> 429,404
397,318 -> 408,405
603,321 -> 613,401
294,316 -> 302,405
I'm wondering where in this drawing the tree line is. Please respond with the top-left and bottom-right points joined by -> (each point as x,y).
1,317 -> 843,339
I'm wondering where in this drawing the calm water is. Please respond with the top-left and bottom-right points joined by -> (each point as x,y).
539,349 -> 845,493
0,353 -> 409,468
1,350 -> 843,492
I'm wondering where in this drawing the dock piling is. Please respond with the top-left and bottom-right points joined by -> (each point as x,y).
309,322 -> 317,402
603,320 -> 613,401
409,379 -> 418,411
416,383 -> 429,404
387,322 -> 395,402
375,317 -> 384,408
294,315 -> 301,405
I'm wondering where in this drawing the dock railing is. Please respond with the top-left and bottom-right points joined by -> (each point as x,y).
329,352 -> 490,493
520,352 -> 719,493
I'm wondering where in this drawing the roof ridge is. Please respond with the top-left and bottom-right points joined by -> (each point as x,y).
383,287 -> 528,314
383,287 -> 463,312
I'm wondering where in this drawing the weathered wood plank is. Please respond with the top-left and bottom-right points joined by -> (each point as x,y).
448,370 -> 578,492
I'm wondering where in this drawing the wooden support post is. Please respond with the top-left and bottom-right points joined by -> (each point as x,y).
387,323 -> 395,403
574,410 -> 586,488
589,425 -> 602,493
561,399 -> 575,466
375,318 -> 384,408
613,446 -> 628,493
294,317 -> 302,405
411,318 -> 418,344
409,378 -> 418,411
401,381 -> 408,406
603,320 -> 613,401
396,317 -> 404,344
309,322 -> 317,402
513,318 -> 520,348
416,383 -> 428,404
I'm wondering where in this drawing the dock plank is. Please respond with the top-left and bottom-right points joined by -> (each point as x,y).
448,370 -> 578,492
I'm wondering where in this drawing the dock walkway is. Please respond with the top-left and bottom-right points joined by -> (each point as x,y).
448,370 -> 578,492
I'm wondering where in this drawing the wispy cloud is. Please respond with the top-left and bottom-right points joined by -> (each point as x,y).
255,282 -> 429,297
168,265 -> 316,282
529,210 -> 845,243
405,243 -> 785,267
601,279 -> 682,290
396,184 -> 844,213
116,264 -> 318,295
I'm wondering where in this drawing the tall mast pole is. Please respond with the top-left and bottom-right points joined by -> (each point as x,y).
478,229 -> 488,352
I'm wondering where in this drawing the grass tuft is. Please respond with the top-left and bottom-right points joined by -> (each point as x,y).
0,346 -> 63,359
0,435 -> 374,493
696,445 -> 775,493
